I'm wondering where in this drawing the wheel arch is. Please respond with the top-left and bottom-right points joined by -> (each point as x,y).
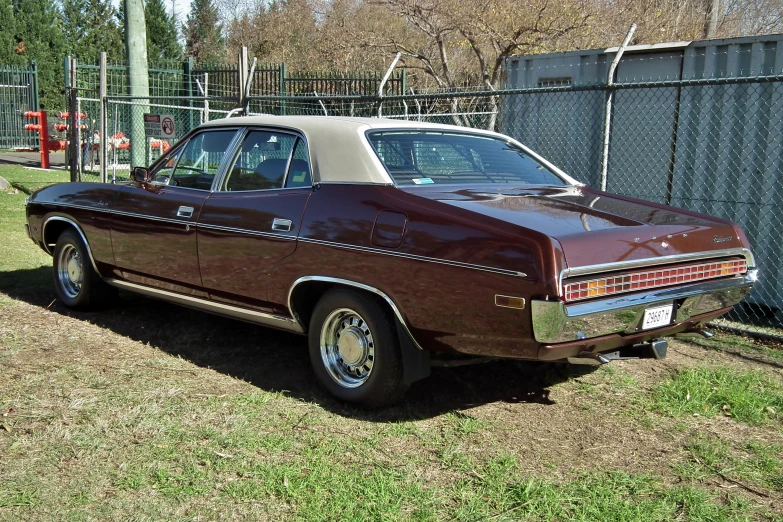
42,216 -> 101,274
288,276 -> 430,384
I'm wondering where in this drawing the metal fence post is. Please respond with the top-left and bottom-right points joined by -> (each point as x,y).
377,52 -> 402,117
600,24 -> 636,192
184,57 -> 195,131
279,63 -> 286,115
99,52 -> 107,183
68,58 -> 79,182
238,46 -> 248,110
203,73 -> 209,122
30,61 -> 39,112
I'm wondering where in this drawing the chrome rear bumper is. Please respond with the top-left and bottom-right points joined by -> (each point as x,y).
531,270 -> 757,344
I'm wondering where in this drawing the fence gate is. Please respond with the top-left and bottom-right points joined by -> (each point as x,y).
0,62 -> 39,149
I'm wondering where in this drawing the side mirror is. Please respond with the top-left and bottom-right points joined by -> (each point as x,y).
131,166 -> 151,183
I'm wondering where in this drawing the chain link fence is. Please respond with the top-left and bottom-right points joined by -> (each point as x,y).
66,50 -> 782,338
0,62 -> 39,149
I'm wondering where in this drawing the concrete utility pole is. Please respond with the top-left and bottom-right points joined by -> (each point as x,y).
124,0 -> 150,168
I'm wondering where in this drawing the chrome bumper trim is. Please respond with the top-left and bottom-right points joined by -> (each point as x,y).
104,278 -> 305,334
532,271 -> 757,344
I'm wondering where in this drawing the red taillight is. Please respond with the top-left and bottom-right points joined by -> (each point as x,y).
563,259 -> 747,302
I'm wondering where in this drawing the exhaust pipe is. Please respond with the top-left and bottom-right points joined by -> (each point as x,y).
567,351 -> 611,366
567,339 -> 668,366
675,328 -> 714,339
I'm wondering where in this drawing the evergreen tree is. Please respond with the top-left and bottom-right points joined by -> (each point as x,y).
11,0 -> 66,110
62,0 -> 125,63
0,0 -> 20,65
145,0 -> 182,63
183,0 -> 225,64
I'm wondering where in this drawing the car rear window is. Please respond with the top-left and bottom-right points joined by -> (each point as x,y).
367,131 -> 566,187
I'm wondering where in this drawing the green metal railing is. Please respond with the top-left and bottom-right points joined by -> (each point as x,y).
71,59 -> 406,102
0,62 -> 39,149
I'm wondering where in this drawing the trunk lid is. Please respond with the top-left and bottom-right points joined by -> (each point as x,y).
406,185 -> 742,269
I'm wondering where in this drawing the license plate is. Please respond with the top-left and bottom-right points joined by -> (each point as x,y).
642,304 -> 673,330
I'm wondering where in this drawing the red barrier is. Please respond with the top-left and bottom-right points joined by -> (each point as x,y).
23,111 -> 50,169
57,112 -> 87,120
54,123 -> 88,132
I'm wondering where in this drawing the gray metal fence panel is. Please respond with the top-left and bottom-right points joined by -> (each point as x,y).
0,62 -> 39,149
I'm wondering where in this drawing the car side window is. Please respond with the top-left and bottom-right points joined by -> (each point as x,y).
223,131 -> 297,191
169,131 -> 236,190
150,147 -> 183,185
285,138 -> 312,188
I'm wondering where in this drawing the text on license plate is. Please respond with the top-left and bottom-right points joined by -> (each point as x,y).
642,304 -> 673,330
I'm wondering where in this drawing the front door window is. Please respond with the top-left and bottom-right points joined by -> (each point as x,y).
162,131 -> 236,190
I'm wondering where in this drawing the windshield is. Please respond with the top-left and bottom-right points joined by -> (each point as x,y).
367,130 -> 566,187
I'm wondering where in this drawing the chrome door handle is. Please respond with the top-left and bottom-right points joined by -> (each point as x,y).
177,206 -> 194,218
272,218 -> 293,232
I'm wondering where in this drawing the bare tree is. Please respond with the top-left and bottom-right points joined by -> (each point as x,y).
335,0 -> 590,127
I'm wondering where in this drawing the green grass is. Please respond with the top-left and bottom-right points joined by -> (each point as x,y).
444,460 -> 755,521
0,164 -> 70,195
651,367 -> 783,425
675,434 -> 783,494
0,166 -> 57,274
684,332 -> 783,362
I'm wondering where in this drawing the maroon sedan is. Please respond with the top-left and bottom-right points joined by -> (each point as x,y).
24,116 -> 758,407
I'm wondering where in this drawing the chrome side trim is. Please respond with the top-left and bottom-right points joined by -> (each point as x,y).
197,222 -> 297,240
287,276 -> 425,350
558,247 -> 756,296
532,271 -> 756,344
34,201 -> 192,226
297,237 -> 527,278
34,201 -> 298,240
35,201 -> 111,214
104,278 -> 304,334
113,209 -> 192,226
41,216 -> 101,274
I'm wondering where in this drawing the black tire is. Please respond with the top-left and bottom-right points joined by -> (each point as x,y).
52,228 -> 115,309
308,288 -> 408,408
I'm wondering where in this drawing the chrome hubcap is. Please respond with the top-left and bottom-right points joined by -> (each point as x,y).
320,308 -> 375,388
57,244 -> 83,298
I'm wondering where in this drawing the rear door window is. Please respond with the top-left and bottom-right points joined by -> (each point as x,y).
285,138 -> 312,188
222,130 -> 312,191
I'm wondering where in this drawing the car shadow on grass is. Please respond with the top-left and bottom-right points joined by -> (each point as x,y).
2,266 -> 596,421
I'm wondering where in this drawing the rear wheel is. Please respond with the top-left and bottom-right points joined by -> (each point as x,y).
308,289 -> 407,408
53,229 -> 114,309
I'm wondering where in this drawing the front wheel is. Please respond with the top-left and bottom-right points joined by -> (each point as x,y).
53,229 -> 114,309
308,289 -> 408,408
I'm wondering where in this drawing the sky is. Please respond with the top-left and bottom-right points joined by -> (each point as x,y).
110,0 -> 191,26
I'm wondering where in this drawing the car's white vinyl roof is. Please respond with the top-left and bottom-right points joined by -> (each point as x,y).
201,115 -> 511,184
201,115 -> 578,185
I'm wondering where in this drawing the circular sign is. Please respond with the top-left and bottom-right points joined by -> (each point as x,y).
161,116 -> 175,137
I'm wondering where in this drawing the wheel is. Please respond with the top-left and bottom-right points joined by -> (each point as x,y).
308,289 -> 408,408
53,229 -> 115,309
